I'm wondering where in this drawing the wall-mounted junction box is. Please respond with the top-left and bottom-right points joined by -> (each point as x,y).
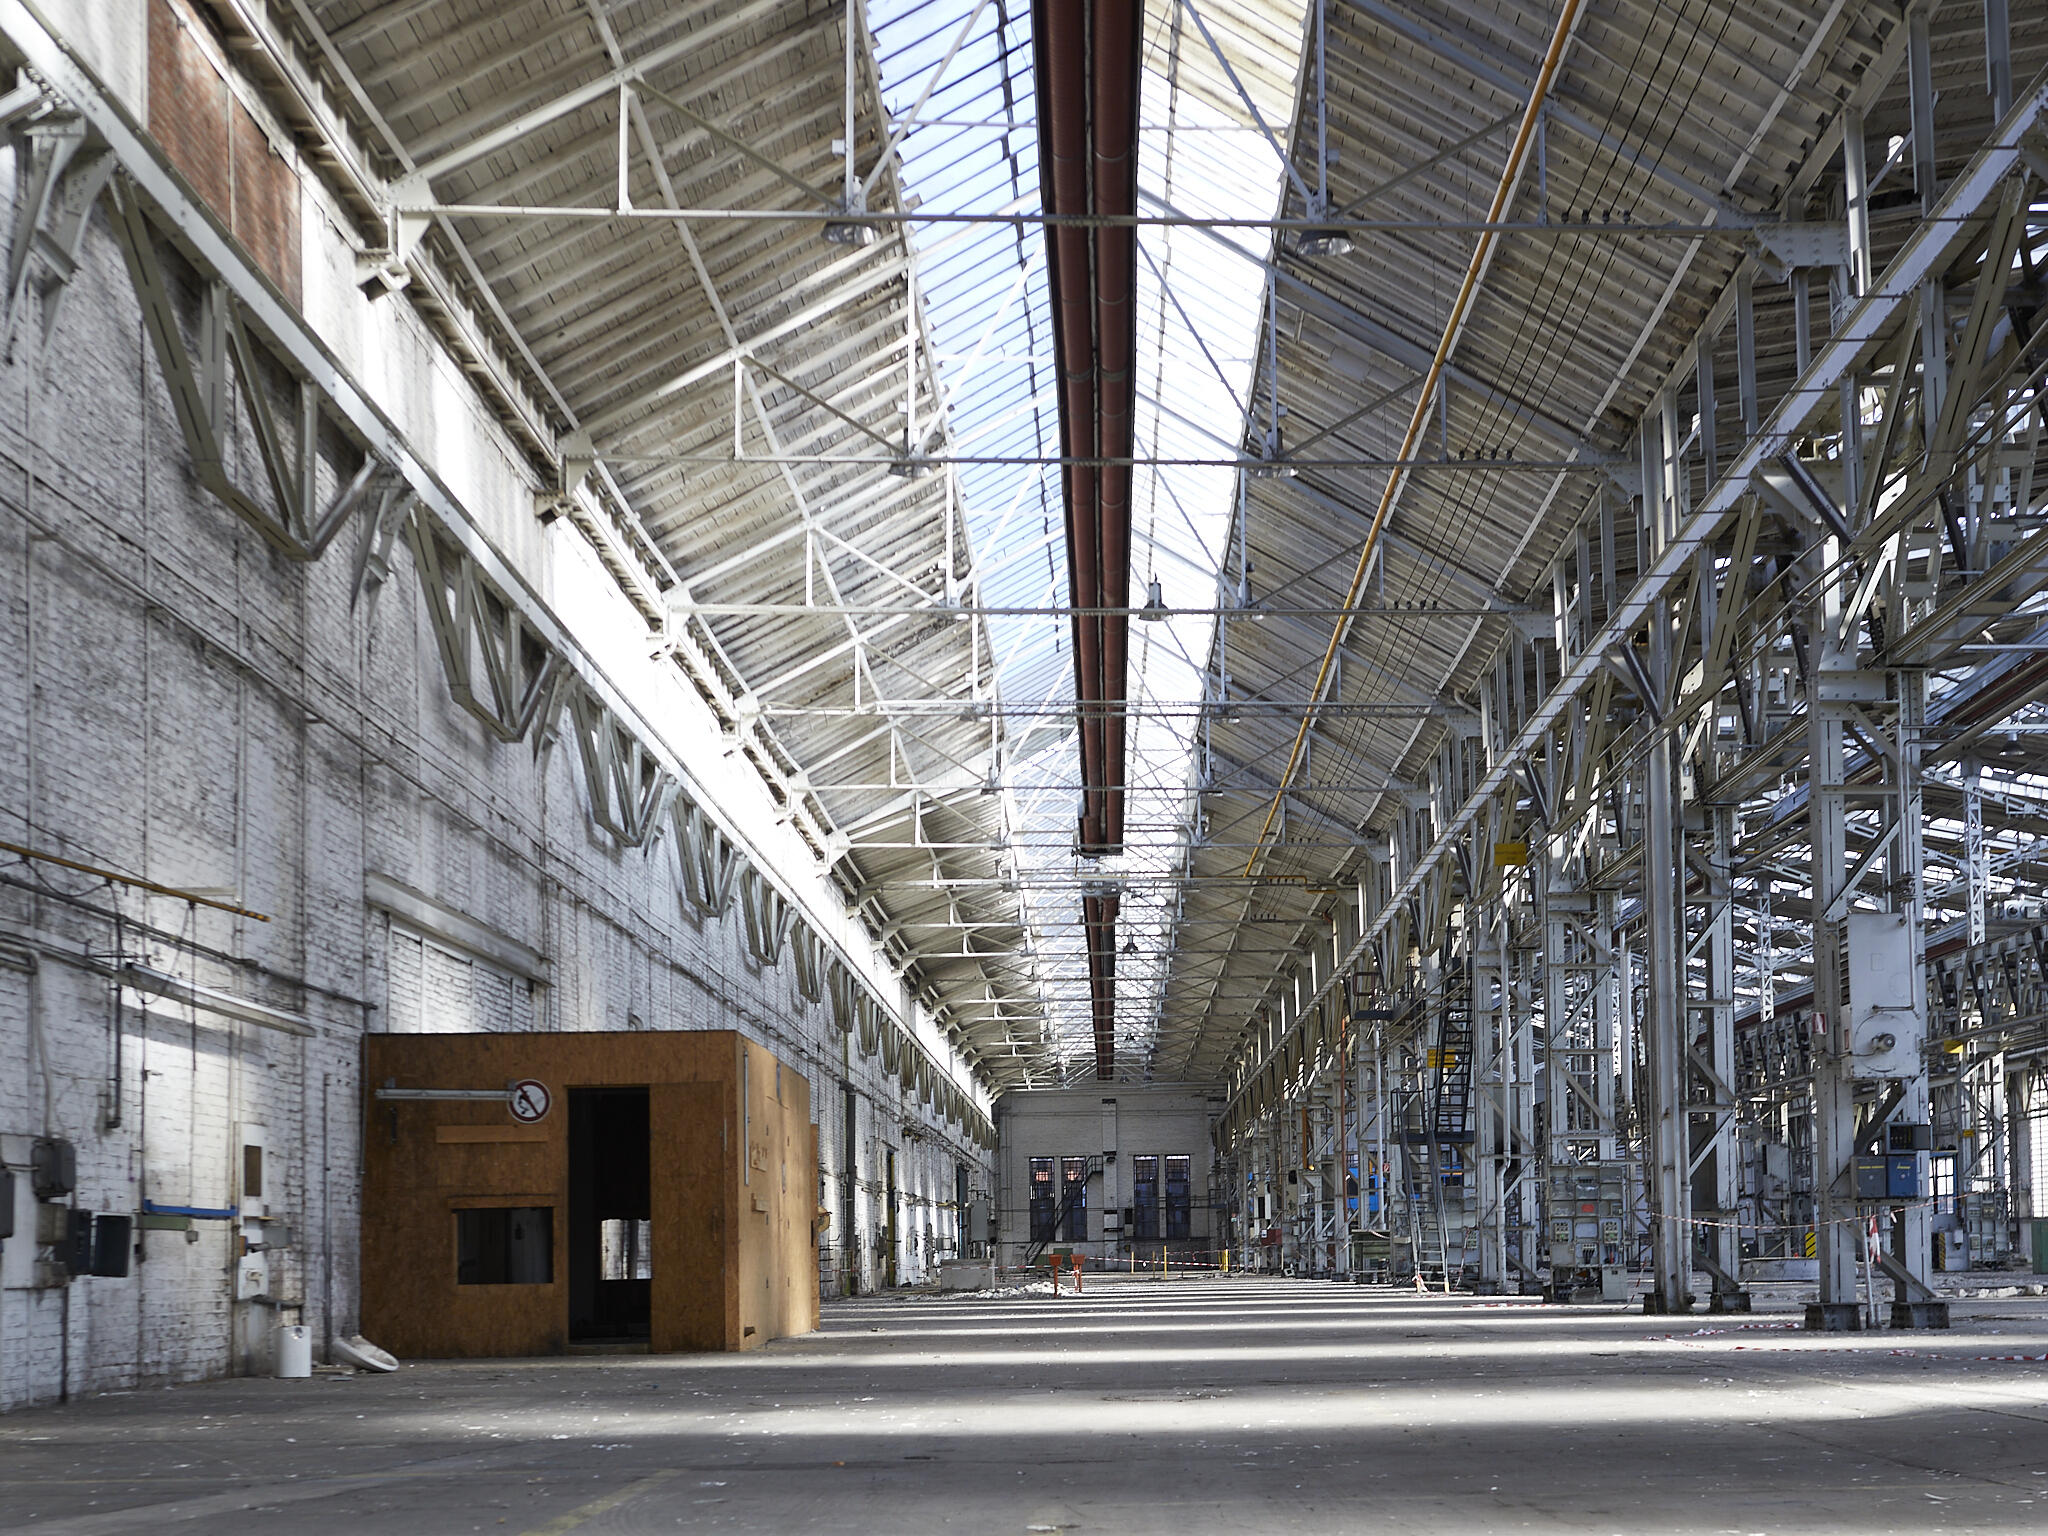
1846,912 -> 1925,1079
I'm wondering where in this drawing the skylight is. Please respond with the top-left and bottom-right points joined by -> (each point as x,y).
870,0 -> 1310,1081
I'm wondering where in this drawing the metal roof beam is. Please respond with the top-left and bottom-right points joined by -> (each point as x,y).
395,0 -> 794,180
1267,475 -> 1518,611
1337,0 -> 1749,222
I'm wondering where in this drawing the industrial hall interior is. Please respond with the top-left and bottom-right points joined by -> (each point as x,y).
8,0 -> 2048,1532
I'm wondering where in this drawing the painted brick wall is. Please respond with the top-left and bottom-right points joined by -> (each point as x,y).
0,131 -> 987,1410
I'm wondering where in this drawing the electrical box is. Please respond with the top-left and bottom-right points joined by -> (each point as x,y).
62,1209 -> 93,1276
964,1199 -> 991,1245
1102,1210 -> 1122,1233
1547,1160 -> 1631,1296
1886,1122 -> 1932,1153
1845,912 -> 1925,1079
1887,1155 -> 1922,1200
1937,1227 -> 1970,1271
234,1250 -> 269,1301
35,1202 -> 70,1245
91,1215 -> 132,1278
1,1168 -> 38,1289
31,1137 -> 74,1200
1853,1155 -> 1890,1199
238,1125 -> 270,1219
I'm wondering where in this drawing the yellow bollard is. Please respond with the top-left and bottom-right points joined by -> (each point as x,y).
1221,1248 -> 1230,1274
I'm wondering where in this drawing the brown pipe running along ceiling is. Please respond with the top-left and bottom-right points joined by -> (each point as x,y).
1034,0 -> 1142,1076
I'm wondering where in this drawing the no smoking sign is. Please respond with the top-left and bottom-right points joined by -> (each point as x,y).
508,1079 -> 552,1123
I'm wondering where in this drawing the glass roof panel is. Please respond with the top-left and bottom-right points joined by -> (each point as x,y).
872,0 -> 1308,1082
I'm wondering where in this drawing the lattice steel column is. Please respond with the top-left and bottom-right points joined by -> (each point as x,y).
1541,850 -> 1625,1300
1506,910 -> 1540,1290
1361,1016 -> 1393,1278
1644,609 -> 1692,1312
1886,667 -> 1938,1322
1806,609 -> 1864,1322
1475,900 -> 1508,1292
1965,759 -> 1987,948
1692,802 -> 1746,1309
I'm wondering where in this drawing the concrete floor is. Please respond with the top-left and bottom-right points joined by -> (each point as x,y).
4,1277 -> 2048,1534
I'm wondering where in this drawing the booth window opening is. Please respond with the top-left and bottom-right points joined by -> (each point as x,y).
457,1206 -> 554,1285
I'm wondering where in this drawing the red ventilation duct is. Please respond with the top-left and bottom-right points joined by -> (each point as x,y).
1035,0 -> 1141,1077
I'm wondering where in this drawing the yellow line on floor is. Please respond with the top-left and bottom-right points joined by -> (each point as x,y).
519,1471 -> 679,1536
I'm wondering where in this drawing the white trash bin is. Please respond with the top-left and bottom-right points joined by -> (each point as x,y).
274,1324 -> 312,1379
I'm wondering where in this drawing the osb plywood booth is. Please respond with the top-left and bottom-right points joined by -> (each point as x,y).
362,1031 -> 819,1357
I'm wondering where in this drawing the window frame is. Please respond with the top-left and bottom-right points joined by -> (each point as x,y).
1028,1156 -> 1057,1242
1164,1154 -> 1192,1240
455,1205 -> 554,1285
1130,1153 -> 1160,1240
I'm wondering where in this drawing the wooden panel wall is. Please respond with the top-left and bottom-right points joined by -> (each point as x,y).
731,1042 -> 823,1349
362,1032 -> 817,1358
651,1081 -> 733,1352
361,1093 -> 564,1359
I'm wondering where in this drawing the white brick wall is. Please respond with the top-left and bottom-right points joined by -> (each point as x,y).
0,125 -> 988,1408
995,1087 -> 1221,1262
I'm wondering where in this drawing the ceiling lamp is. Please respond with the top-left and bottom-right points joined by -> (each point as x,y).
823,195 -> 876,247
1295,218 -> 1352,257
1296,3 -> 1347,259
1294,186 -> 1351,257
1249,422 -> 1294,479
822,218 -> 876,247
1139,578 -> 1168,621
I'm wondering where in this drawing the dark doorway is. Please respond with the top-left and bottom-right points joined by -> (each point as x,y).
568,1086 -> 651,1341
842,1081 -> 859,1295
1061,1155 -> 1088,1242
884,1148 -> 899,1287
1130,1154 -> 1159,1240
1029,1156 -> 1056,1241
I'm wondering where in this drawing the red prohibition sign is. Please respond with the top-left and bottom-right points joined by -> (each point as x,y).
508,1079 -> 552,1123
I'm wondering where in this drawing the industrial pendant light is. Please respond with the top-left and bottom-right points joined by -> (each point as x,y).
1293,2 -> 1349,258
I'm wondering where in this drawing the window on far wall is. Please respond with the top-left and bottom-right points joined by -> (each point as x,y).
1061,1155 -> 1088,1241
1029,1156 -> 1056,1242
1164,1155 -> 1192,1240
2026,1074 -> 2048,1217
1130,1154 -> 1159,1240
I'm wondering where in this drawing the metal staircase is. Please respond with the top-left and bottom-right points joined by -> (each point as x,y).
1399,961 -> 1478,1284
1023,1155 -> 1101,1266
1429,959 -> 1477,1145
